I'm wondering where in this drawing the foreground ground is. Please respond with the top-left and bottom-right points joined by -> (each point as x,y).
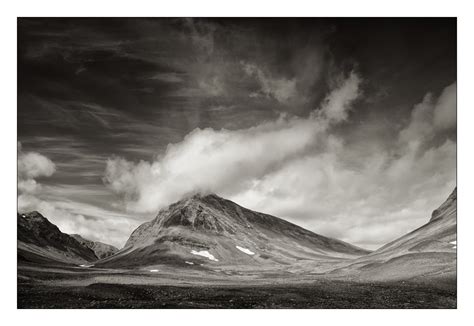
18,281 -> 456,309
17,264 -> 456,309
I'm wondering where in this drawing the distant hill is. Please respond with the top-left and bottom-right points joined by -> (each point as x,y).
70,234 -> 118,259
97,193 -> 370,269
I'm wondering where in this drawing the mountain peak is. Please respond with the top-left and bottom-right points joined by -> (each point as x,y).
18,211 -> 54,229
19,211 -> 45,220
184,192 -> 223,203
150,192 -> 237,233
163,192 -> 229,217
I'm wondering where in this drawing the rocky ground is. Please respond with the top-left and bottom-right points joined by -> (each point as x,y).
17,264 -> 456,309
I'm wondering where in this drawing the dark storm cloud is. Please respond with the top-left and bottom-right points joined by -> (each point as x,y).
18,18 -> 456,248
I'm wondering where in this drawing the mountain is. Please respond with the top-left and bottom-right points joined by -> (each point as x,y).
373,188 -> 456,256
70,234 -> 119,259
333,188 -> 457,281
18,211 -> 98,265
430,187 -> 457,222
97,193 -> 370,269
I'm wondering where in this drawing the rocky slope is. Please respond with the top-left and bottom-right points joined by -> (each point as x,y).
18,211 -> 98,265
333,188 -> 457,281
97,193 -> 370,269
70,234 -> 119,259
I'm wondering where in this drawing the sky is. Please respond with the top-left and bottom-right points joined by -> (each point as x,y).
17,18 -> 456,249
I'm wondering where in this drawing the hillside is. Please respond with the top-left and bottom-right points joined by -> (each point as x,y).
331,188 -> 457,281
97,193 -> 370,269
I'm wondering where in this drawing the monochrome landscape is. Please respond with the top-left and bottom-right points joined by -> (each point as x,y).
17,18 -> 456,308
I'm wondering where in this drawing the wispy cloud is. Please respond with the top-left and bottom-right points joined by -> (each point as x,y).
318,72 -> 362,122
242,62 -> 297,104
148,72 -> 184,83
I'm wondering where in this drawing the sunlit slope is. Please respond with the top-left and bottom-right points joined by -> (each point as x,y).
331,188 -> 456,281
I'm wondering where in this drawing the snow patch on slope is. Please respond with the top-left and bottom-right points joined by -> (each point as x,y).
236,246 -> 255,255
191,250 -> 219,261
450,240 -> 456,249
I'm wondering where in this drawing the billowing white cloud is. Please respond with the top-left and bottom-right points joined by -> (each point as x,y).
18,143 -> 56,195
17,144 -> 58,214
104,78 -> 456,249
18,148 -> 56,180
104,115 -> 328,212
104,72 -> 362,213
17,144 -> 61,215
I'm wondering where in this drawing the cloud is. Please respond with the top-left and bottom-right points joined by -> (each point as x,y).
319,72 -> 362,122
17,143 -> 56,195
231,83 -> 456,248
104,72 -> 362,213
18,148 -> 56,180
231,136 -> 455,249
242,62 -> 297,103
104,78 -> 456,249
149,72 -> 184,83
18,143 -> 58,211
399,81 -> 456,148
104,115 -> 327,212
197,75 -> 225,97
17,144 -> 59,211
185,18 -> 216,57
399,93 -> 435,147
18,179 -> 40,194
433,82 -> 456,130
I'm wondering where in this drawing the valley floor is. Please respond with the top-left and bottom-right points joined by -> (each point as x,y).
17,265 -> 456,309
